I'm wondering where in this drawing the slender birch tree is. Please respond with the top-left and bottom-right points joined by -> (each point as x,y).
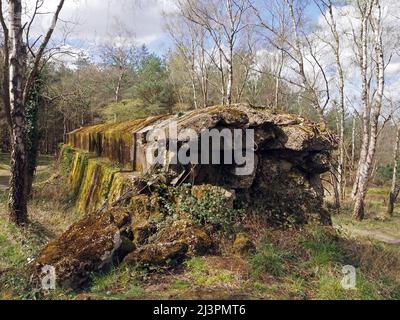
352,0 -> 385,220
387,122 -> 400,216
315,0 -> 347,201
165,12 -> 201,109
0,0 -> 65,225
178,0 -> 250,106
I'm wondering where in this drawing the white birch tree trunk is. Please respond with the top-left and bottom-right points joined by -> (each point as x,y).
352,0 -> 374,200
226,0 -> 234,107
387,125 -> 400,216
353,0 -> 384,220
8,0 -> 27,225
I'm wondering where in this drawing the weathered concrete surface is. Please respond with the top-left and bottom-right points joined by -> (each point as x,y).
32,208 -> 131,290
33,104 -> 337,290
66,104 -> 336,172
32,194 -> 213,290
64,104 -> 336,222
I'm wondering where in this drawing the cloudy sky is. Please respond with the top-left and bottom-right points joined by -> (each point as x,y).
21,0 -> 400,102
25,0 -> 176,55
27,1 -> 324,58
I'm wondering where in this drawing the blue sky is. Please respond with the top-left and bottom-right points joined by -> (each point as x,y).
24,0 -> 175,58
21,0 -> 400,102
30,0 -> 323,58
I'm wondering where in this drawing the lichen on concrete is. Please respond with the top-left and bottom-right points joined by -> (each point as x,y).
33,104 -> 338,291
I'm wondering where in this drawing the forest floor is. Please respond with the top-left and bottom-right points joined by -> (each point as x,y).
0,154 -> 10,192
0,154 -> 400,300
0,154 -> 54,191
332,187 -> 400,245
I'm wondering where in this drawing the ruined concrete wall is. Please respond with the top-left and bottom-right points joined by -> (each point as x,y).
60,145 -> 132,214
64,104 -> 337,223
33,105 -> 338,290
66,115 -> 169,170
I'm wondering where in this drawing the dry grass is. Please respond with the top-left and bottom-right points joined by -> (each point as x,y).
0,173 -> 82,299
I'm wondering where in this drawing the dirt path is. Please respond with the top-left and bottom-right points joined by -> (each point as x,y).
0,164 -> 51,192
336,224 -> 400,245
0,169 -> 9,191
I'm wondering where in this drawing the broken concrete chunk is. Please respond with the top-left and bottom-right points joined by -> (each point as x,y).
130,194 -> 162,221
115,236 -> 136,262
124,241 -> 189,266
32,212 -> 127,290
66,104 -> 337,171
249,156 -> 331,226
232,233 -> 255,255
155,219 -> 213,256
301,152 -> 331,174
132,219 -> 158,246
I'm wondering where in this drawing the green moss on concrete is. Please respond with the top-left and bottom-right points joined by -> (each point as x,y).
68,150 -> 92,198
60,145 -> 75,175
66,115 -> 168,168
76,158 -> 120,214
108,173 -> 129,205
59,145 -> 131,214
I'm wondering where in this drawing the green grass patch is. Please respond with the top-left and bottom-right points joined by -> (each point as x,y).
90,266 -> 146,299
250,238 -> 292,278
333,212 -> 400,238
367,187 -> 390,196
0,214 -> 44,299
0,216 -> 29,269
0,192 -> 8,204
253,281 -> 270,293
302,228 -> 343,267
36,155 -> 54,167
34,170 -> 52,184
170,279 -> 191,290
379,273 -> 400,299
316,268 -> 380,300
185,257 -> 236,286
0,153 -> 53,169
0,153 -> 10,166
316,269 -> 351,300
284,275 -> 307,298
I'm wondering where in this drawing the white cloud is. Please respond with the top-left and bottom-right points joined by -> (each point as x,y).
251,0 -> 400,114
313,1 -> 400,106
22,0 -> 175,54
50,44 -> 90,69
